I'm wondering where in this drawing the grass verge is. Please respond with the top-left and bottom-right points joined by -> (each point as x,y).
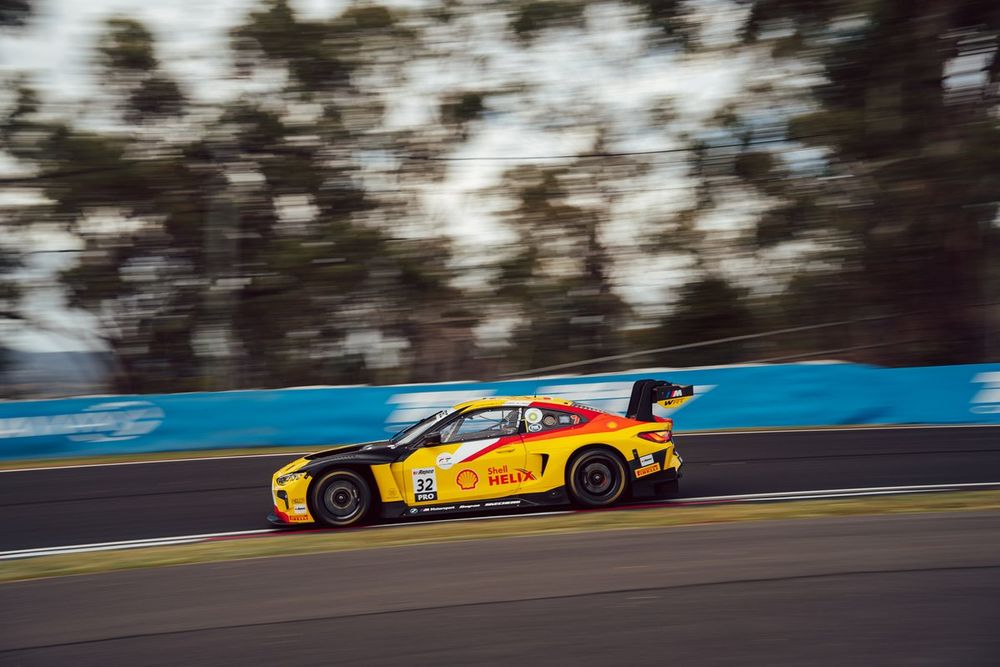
3,490 -> 1000,584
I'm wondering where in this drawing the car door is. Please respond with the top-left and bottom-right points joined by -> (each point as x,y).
402,407 -> 526,506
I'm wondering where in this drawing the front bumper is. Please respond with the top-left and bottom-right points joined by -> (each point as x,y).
267,505 -> 314,526
271,463 -> 315,524
268,503 -> 315,526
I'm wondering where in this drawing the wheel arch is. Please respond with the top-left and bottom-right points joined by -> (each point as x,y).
307,462 -> 379,490
565,443 -> 631,492
567,442 -> 629,466
306,464 -> 382,518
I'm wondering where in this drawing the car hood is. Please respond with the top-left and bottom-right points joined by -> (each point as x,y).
299,440 -> 402,468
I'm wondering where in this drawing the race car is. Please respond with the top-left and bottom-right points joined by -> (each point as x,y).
268,378 -> 693,527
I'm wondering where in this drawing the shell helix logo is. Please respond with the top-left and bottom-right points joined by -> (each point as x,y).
488,465 -> 537,486
456,469 -> 479,490
0,401 -> 165,443
971,372 -> 1000,415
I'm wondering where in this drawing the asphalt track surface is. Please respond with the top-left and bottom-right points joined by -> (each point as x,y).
2,426 -> 999,552
2,512 -> 999,665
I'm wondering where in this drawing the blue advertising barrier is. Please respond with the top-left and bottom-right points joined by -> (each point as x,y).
0,362 -> 998,459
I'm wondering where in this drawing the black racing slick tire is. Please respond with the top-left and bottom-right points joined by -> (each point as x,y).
567,448 -> 628,508
309,469 -> 373,528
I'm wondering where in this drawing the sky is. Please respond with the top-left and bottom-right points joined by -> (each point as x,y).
0,0 -> 784,352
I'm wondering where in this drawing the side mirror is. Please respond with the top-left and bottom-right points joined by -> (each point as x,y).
422,432 -> 442,446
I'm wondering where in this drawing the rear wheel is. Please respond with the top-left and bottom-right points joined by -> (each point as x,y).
309,469 -> 372,528
567,449 -> 627,508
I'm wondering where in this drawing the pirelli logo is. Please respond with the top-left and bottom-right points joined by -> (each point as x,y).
635,462 -> 661,478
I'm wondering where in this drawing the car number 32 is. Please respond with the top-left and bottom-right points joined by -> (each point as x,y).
412,467 -> 438,501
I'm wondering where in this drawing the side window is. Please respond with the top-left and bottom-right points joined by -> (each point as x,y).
524,408 -> 586,434
438,408 -> 520,444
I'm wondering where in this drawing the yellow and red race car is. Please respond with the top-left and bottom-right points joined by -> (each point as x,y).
268,379 -> 693,527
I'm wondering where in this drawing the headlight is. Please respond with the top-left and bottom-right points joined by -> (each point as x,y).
276,472 -> 307,486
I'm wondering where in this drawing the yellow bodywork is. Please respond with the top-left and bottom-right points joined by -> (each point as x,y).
658,396 -> 694,410
271,395 -> 682,524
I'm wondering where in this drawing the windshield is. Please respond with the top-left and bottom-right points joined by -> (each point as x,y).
391,409 -> 450,446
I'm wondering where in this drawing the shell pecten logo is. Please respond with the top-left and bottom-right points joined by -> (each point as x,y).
456,469 -> 479,490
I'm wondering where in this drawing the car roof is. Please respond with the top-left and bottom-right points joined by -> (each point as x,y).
453,396 -> 580,412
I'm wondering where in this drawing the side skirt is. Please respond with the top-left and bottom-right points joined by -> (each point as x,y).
380,487 -> 570,519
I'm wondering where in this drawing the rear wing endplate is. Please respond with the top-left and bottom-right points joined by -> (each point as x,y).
653,383 -> 695,410
626,379 -> 695,421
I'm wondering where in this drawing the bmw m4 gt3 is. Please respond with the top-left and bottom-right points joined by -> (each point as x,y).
269,379 -> 693,527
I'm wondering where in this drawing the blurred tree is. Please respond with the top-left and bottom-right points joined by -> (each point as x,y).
0,0 -> 30,28
9,0 -> 997,401
440,91 -> 487,141
29,1 -> 478,392
651,275 -> 755,367
627,0 -> 694,46
0,247 -> 19,320
0,17 -> 37,378
230,0 -> 352,93
0,10 -> 351,391
0,0 -> 32,384
702,0 -> 1000,365
380,235 -> 485,383
510,1 -> 586,40
226,1 -> 481,385
97,18 -> 188,123
494,167 -> 629,371
98,18 -> 158,71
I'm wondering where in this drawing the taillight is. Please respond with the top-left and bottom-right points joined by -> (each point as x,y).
638,430 -> 671,443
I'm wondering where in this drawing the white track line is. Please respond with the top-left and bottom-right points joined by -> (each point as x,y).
3,423 -> 998,474
5,539 -> 210,559
0,529 -> 276,560
3,481 -> 998,561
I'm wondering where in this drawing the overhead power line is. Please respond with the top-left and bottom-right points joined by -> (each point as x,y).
497,312 -> 905,378
501,300 -> 1000,378
744,340 -> 926,364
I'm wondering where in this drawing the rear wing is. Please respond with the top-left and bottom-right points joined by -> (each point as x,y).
626,379 -> 695,422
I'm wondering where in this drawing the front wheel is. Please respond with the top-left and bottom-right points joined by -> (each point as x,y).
567,449 -> 628,508
309,469 -> 373,528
